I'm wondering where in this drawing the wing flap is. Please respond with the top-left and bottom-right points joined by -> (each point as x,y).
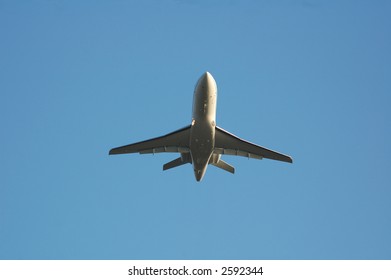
213,147 -> 263,159
109,125 -> 191,155
214,126 -> 293,163
139,147 -> 190,154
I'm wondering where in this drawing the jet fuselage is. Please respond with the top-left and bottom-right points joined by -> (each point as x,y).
190,72 -> 217,181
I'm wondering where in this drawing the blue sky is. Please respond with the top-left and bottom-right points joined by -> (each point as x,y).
1,0 -> 390,259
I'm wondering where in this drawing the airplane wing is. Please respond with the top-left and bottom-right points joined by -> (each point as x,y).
109,125 -> 191,155
214,126 -> 293,163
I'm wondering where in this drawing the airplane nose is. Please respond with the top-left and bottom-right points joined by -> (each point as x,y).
197,71 -> 215,90
203,72 -> 212,83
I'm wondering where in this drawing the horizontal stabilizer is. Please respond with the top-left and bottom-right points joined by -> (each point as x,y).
163,153 -> 191,171
211,160 -> 235,174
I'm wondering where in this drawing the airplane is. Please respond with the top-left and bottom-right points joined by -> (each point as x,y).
109,72 -> 292,181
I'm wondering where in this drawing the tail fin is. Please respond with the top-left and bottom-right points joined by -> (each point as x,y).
211,160 -> 235,174
163,153 -> 191,171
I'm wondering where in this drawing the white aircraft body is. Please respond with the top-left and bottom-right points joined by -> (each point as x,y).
109,72 -> 292,181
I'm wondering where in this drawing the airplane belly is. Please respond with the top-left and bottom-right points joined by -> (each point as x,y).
189,121 -> 215,174
192,93 -> 216,122
192,72 -> 217,123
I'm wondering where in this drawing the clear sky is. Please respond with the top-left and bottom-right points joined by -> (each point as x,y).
1,0 -> 390,260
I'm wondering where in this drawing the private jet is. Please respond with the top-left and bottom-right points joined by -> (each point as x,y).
109,72 -> 292,181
